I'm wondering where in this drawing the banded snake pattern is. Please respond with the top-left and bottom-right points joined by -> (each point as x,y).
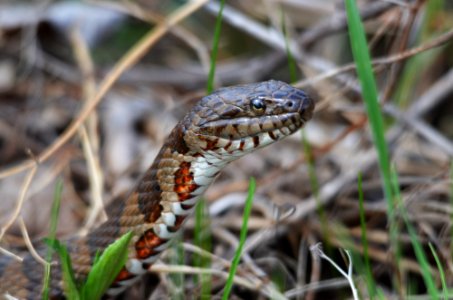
0,80 -> 314,299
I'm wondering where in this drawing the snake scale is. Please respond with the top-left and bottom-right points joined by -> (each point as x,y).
0,80 -> 314,299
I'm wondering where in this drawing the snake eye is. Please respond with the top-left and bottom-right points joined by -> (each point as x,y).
251,98 -> 266,112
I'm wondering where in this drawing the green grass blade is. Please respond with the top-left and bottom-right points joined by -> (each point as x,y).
344,0 -> 393,206
81,231 -> 133,299
194,200 -> 212,299
390,168 -> 438,299
46,239 -> 80,300
403,219 -> 438,299
345,0 -> 405,293
42,179 -> 64,300
92,249 -> 102,265
206,0 -> 225,94
280,9 -> 298,83
428,242 -> 448,300
448,161 -> 453,298
169,235 -> 184,300
222,177 -> 256,300
357,173 -> 376,298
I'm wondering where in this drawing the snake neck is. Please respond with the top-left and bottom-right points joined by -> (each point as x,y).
106,125 -> 227,295
134,124 -> 225,228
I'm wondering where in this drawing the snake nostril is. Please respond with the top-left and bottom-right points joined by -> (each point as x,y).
286,101 -> 294,108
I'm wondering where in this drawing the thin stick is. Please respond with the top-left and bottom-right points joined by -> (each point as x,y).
18,217 -> 49,267
78,126 -> 106,234
70,26 -> 107,232
310,243 -> 359,300
0,247 -> 23,262
150,263 -> 285,299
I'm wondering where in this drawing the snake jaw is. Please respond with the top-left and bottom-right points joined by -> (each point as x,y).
185,81 -> 314,156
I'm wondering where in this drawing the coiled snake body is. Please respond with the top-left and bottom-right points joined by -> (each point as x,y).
0,80 -> 314,299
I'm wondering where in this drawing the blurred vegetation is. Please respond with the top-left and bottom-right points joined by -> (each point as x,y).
0,0 -> 453,299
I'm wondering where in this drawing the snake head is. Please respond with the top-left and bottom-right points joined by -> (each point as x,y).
182,80 -> 314,155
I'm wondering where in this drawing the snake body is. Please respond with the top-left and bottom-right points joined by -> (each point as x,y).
0,80 -> 314,299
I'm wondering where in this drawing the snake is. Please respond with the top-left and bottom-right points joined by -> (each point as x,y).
0,80 -> 314,299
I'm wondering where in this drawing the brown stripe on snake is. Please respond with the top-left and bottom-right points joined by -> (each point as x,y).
0,80 -> 314,299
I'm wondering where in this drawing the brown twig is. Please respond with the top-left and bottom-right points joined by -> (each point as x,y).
0,247 -> 23,262
18,217 -> 49,267
70,25 -> 107,232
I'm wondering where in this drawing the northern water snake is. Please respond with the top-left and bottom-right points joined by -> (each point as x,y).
0,80 -> 314,299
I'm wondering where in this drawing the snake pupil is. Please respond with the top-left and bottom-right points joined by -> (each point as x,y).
251,98 -> 265,111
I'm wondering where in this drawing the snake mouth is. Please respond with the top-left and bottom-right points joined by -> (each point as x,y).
197,111 -> 306,142
190,112 -> 306,155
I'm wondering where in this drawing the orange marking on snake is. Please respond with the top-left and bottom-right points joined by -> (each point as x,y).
115,268 -> 135,282
135,229 -> 163,259
174,161 -> 198,201
147,203 -> 163,223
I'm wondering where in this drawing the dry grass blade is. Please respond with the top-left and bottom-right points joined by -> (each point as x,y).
0,247 -> 23,262
18,217 -> 48,267
70,26 -> 107,232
